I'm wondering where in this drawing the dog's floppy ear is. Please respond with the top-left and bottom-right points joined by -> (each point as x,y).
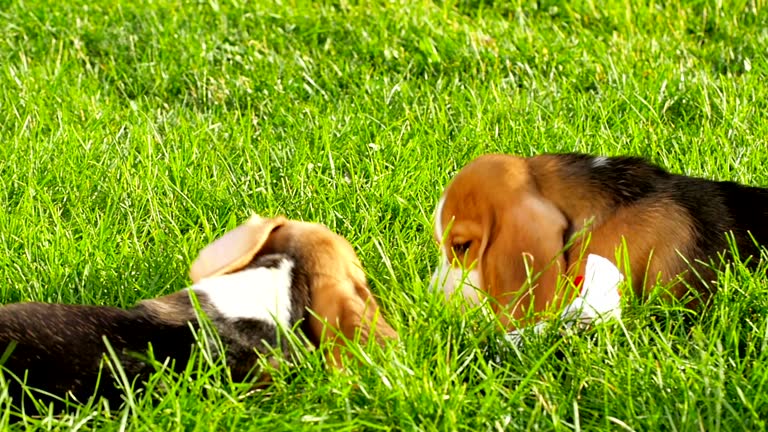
309,276 -> 398,368
482,191 -> 570,327
340,281 -> 398,346
189,214 -> 287,283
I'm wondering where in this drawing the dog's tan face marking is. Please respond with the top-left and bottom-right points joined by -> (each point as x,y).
187,215 -> 398,369
430,194 -> 486,307
431,155 -> 571,329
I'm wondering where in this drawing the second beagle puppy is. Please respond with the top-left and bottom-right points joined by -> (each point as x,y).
0,214 -> 397,413
431,153 -> 768,329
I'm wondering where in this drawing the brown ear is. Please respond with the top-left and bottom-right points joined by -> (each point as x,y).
309,278 -> 398,369
189,214 -> 287,283
483,191 -> 570,328
343,282 -> 398,345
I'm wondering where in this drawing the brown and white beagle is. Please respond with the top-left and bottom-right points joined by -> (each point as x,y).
431,153 -> 768,330
0,214 -> 397,413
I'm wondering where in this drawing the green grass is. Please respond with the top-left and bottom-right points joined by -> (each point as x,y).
1,0 -> 768,429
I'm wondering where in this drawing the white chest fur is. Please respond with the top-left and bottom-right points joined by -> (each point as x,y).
188,258 -> 295,328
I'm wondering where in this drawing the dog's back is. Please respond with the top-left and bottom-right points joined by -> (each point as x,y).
716,180 -> 768,261
0,302 -> 196,413
549,153 -> 768,286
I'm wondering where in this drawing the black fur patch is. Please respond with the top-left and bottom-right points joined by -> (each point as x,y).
246,253 -> 287,270
0,302 -> 197,414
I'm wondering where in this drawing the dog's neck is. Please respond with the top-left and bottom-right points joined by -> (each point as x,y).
141,254 -> 298,326
528,155 -> 613,230
188,258 -> 295,326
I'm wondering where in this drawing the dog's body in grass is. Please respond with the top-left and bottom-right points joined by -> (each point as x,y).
0,215 -> 397,414
431,153 -> 768,330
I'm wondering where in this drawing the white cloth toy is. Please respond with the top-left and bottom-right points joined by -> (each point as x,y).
505,254 -> 624,346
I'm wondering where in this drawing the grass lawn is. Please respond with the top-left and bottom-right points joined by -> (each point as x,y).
1,0 -> 768,429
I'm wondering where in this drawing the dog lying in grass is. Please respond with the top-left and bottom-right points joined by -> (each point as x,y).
0,214 -> 397,414
431,153 -> 768,330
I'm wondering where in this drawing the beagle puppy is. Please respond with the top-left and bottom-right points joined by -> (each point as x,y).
0,214 -> 397,413
431,153 -> 768,329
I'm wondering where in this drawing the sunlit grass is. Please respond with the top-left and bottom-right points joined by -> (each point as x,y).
1,0 -> 767,429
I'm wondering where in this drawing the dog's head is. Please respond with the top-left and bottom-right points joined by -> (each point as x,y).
430,155 -> 572,330
187,214 -> 398,367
